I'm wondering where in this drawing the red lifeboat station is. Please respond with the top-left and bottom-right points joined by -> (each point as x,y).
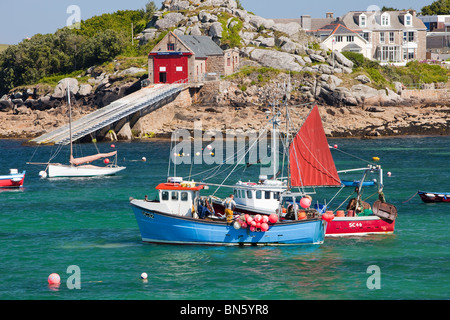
148,31 -> 239,84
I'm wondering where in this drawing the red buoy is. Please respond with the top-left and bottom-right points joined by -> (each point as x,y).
269,213 -> 278,224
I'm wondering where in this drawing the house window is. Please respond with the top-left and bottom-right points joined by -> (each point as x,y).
363,32 -> 369,41
227,57 -> 231,66
347,36 -> 354,42
405,15 -> 412,26
335,36 -> 343,42
380,32 -> 385,43
380,46 -> 400,62
408,31 -> 414,42
360,15 -> 366,27
381,13 -> 390,26
389,32 -> 394,43
167,43 -> 175,51
408,49 -> 415,59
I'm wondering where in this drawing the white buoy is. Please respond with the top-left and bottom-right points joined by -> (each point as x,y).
141,272 -> 148,280
387,172 -> 392,177
142,157 -> 147,162
39,171 -> 47,178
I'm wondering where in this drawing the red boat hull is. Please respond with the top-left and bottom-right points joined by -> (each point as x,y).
418,192 -> 450,203
325,216 -> 395,236
0,174 -> 25,188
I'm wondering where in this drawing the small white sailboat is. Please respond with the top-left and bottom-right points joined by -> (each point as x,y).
39,82 -> 126,178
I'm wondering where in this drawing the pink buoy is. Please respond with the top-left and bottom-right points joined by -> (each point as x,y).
269,213 -> 278,224
241,222 -> 248,228
334,144 -> 338,149
48,273 -> 61,285
104,158 -> 110,164
250,220 -> 256,227
249,226 -> 256,232
300,197 -> 311,209
262,215 -> 269,223
254,214 -> 262,222
246,216 -> 253,224
255,222 -> 261,229
260,223 -> 269,232
111,144 -> 115,148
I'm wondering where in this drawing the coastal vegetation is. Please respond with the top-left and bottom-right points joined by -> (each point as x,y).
0,4 -> 157,95
0,0 -> 448,98
342,52 -> 449,89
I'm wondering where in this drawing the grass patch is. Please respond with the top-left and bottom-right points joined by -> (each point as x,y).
0,44 -> 10,52
36,70 -> 89,86
342,52 -> 449,89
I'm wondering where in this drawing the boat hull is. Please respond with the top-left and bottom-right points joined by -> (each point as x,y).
131,200 -> 326,246
325,216 -> 395,237
0,171 -> 26,188
48,164 -> 125,178
418,191 -> 450,203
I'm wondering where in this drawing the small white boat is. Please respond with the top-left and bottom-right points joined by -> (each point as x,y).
35,81 -> 126,178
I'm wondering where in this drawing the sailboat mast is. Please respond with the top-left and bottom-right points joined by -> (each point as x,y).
286,101 -> 291,191
68,82 -> 73,163
271,103 -> 278,180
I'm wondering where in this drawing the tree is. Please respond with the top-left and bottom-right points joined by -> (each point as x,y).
381,6 -> 398,11
421,0 -> 450,15
145,1 -> 157,20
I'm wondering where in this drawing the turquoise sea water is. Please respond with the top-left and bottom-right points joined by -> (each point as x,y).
0,136 -> 449,301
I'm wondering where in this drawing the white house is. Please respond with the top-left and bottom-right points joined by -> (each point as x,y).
319,23 -> 371,59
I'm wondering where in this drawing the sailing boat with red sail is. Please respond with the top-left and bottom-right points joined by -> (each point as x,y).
288,106 -> 397,236
211,105 -> 397,236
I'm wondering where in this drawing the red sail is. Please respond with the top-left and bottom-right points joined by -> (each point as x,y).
289,106 -> 340,187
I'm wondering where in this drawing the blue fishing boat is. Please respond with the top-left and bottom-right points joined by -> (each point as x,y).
130,180 -> 325,246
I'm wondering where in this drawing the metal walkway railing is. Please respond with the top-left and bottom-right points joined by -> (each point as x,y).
31,82 -> 187,145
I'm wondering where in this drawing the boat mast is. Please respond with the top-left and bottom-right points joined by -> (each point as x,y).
271,101 -> 278,180
284,79 -> 292,191
68,82 -> 73,165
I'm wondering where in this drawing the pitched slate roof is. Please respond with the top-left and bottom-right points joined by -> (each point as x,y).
341,11 -> 427,31
177,35 -> 224,58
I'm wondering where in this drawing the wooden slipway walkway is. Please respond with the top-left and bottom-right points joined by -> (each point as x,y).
31,83 -> 186,145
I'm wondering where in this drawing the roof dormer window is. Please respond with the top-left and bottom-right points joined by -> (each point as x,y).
359,14 -> 367,27
405,13 -> 412,26
381,12 -> 390,26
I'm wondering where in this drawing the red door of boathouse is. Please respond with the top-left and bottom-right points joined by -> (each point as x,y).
152,53 -> 190,84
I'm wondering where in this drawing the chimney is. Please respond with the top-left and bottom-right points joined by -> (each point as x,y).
301,15 -> 311,30
326,12 -> 334,19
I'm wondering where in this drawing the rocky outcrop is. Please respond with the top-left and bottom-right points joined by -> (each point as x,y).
138,0 -> 315,53
1,0 -> 449,140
